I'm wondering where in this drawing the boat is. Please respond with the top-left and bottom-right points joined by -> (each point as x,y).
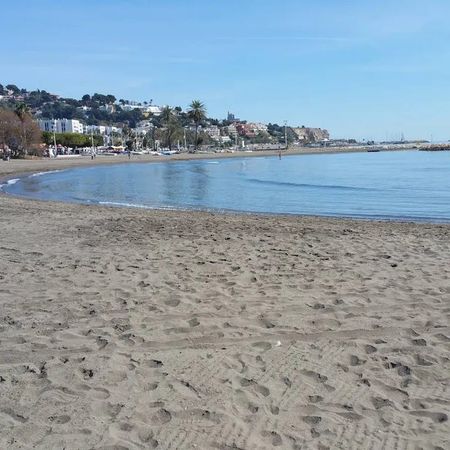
161,150 -> 178,156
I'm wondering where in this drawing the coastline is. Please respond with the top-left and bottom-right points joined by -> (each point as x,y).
1,152 -> 449,449
0,144 -> 413,182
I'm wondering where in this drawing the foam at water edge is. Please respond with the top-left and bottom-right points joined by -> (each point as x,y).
0,178 -> 20,190
99,201 -> 149,209
98,201 -> 180,210
30,170 -> 64,178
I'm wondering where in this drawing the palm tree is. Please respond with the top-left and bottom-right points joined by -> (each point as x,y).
15,103 -> 30,156
161,106 -> 176,150
188,100 -> 206,152
15,102 -> 29,121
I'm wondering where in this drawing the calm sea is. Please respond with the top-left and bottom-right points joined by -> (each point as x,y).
3,150 -> 450,222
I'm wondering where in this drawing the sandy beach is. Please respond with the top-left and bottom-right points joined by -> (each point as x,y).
0,157 -> 449,449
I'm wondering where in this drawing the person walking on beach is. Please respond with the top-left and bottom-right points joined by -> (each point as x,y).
128,149 -> 131,160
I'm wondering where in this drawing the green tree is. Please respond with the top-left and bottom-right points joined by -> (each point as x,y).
42,132 -> 102,148
187,100 -> 206,152
161,106 -> 181,150
6,84 -> 20,94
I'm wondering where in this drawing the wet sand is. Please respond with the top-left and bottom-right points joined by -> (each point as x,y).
0,158 -> 449,449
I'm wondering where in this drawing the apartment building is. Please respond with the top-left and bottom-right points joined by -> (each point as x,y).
38,119 -> 84,134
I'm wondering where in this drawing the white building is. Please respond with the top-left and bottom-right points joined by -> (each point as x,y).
120,104 -> 162,116
203,125 -> 221,141
84,125 -> 122,136
39,119 -> 84,134
99,104 -> 115,114
227,124 -> 238,137
219,136 -> 232,144
146,106 -> 162,116
135,120 -> 154,135
249,122 -> 268,133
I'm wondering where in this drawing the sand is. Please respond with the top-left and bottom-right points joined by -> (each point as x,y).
0,157 -> 449,450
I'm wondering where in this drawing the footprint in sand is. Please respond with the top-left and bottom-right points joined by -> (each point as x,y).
270,405 -> 280,415
262,431 -> 283,447
239,377 -> 270,397
180,408 -> 222,424
188,317 -> 200,327
397,365 -> 411,376
138,429 -> 159,448
149,401 -> 165,408
350,355 -> 366,366
233,389 -> 260,414
409,411 -> 448,423
152,408 -> 172,425
91,387 -> 111,399
365,345 -> 377,354
145,359 -> 164,368
371,396 -> 394,410
258,317 -> 276,329
303,416 -> 322,425
165,298 -> 180,307
300,370 -> 328,384
338,412 -> 364,421
252,342 -> 272,351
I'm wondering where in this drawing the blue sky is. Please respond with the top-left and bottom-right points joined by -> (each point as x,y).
2,0 -> 450,140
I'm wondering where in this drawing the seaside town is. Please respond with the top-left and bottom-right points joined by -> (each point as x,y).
1,82 -> 442,161
0,82 -> 336,158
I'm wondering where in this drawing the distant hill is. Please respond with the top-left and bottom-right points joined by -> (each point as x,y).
0,82 -> 148,128
0,82 -> 330,145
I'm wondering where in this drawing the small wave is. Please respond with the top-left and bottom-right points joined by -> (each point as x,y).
247,178 -> 375,191
5,178 -> 20,185
30,169 -> 63,178
98,201 -> 179,211
0,178 -> 20,191
99,201 -> 150,209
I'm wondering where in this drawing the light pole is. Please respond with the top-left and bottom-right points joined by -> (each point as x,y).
53,119 -> 57,157
284,120 -> 288,150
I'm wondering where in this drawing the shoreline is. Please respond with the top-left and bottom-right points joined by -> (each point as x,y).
0,144 -> 414,182
2,146 -> 449,226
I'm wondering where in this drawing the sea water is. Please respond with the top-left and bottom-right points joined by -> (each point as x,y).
3,150 -> 450,222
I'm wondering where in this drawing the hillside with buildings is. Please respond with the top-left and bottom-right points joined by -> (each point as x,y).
0,82 -> 331,154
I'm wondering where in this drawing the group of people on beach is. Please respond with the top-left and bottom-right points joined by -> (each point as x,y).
1,145 -> 11,161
